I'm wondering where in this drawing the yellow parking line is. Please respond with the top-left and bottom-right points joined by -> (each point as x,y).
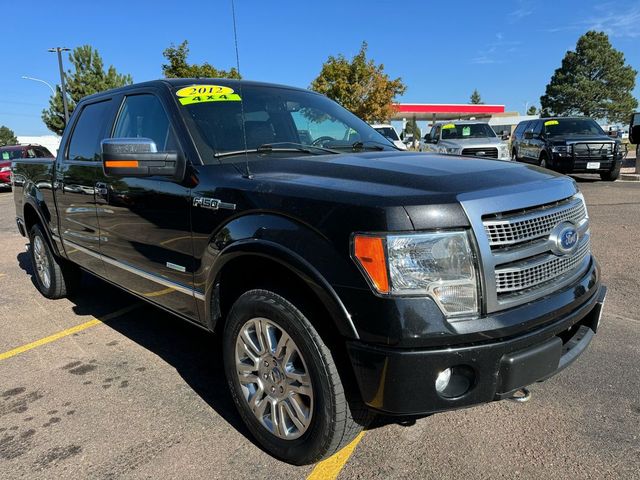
0,303 -> 141,362
0,273 -> 6,278
306,431 -> 365,480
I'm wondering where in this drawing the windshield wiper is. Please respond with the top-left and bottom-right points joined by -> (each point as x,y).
214,142 -> 339,158
351,140 -> 396,151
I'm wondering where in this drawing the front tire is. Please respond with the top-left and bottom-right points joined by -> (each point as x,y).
539,153 -> 549,169
600,166 -> 620,181
223,289 -> 366,465
29,225 -> 79,299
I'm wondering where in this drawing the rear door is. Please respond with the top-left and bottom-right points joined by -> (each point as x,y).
97,89 -> 199,321
55,98 -> 115,275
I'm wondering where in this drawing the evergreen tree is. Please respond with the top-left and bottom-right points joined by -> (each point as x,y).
470,89 -> 483,104
540,31 -> 637,123
42,46 -> 133,135
0,125 -> 18,146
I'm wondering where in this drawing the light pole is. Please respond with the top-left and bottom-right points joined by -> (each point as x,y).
21,76 -> 56,96
48,47 -> 71,123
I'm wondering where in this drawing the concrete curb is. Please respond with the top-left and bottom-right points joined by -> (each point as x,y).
620,174 -> 640,181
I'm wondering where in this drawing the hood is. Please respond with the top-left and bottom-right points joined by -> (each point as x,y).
548,134 -> 616,144
246,151 -> 567,207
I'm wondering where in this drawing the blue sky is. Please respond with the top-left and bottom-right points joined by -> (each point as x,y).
2,0 -> 639,135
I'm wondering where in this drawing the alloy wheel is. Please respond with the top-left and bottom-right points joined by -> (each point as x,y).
235,317 -> 314,440
33,235 -> 51,289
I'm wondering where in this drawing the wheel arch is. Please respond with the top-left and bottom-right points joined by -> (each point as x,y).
207,239 -> 359,342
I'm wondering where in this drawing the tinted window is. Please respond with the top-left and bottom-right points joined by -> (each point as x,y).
543,118 -> 605,136
67,100 -> 113,161
113,94 -> 177,151
514,122 -> 527,137
34,147 -> 53,158
374,127 -> 399,141
531,121 -> 543,135
0,149 -> 23,160
179,84 -> 392,160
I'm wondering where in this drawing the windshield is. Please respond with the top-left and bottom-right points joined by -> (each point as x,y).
544,119 -> 605,136
177,84 -> 395,162
374,127 -> 399,141
0,149 -> 24,160
440,123 -> 496,140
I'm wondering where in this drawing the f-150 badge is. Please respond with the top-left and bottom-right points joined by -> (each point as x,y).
193,197 -> 236,211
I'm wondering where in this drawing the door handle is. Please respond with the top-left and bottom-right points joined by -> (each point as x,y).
95,182 -> 108,196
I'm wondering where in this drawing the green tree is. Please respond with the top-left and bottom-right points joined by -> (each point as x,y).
540,31 -> 637,123
42,45 -> 133,135
526,105 -> 538,115
162,40 -> 241,79
470,89 -> 483,104
310,42 -> 406,122
0,125 -> 18,146
404,117 -> 421,141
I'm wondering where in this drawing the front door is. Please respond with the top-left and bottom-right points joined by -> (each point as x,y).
97,90 -> 198,321
55,98 -> 115,276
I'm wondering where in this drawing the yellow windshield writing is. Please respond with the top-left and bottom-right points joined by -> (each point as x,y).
178,93 -> 242,105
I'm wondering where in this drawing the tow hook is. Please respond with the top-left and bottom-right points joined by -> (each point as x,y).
507,387 -> 531,403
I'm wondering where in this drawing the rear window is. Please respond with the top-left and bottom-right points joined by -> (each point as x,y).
374,127 -> 399,141
67,100 -> 113,161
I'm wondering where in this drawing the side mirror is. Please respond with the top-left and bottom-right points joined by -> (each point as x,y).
101,138 -> 185,181
524,131 -> 534,140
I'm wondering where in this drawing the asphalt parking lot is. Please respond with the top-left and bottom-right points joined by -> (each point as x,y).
0,178 -> 639,480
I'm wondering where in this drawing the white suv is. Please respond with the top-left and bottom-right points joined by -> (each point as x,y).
370,124 -> 407,150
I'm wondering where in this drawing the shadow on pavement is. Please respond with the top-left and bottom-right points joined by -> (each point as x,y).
16,251 -> 256,448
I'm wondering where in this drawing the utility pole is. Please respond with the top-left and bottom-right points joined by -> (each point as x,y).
48,47 -> 71,123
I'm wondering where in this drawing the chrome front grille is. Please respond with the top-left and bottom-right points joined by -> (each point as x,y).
461,147 -> 498,158
495,237 -> 590,294
483,197 -> 586,248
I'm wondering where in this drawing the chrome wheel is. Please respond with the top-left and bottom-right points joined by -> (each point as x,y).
235,317 -> 314,440
33,235 -> 51,289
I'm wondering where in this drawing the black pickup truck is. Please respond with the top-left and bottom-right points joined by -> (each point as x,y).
511,117 -> 624,180
12,79 -> 606,465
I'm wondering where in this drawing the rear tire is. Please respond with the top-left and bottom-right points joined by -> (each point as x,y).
223,289 -> 367,465
29,225 -> 80,299
600,167 -> 620,181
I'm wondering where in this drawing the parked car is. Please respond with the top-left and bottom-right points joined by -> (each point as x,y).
511,117 -> 623,181
370,123 -> 407,150
12,79 -> 605,465
0,144 -> 50,189
419,121 -> 510,160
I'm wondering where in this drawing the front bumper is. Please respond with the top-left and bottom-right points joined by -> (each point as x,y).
347,284 -> 606,416
551,151 -> 623,173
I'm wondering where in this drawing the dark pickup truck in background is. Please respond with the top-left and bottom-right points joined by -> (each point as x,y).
511,117 -> 624,181
12,79 -> 606,465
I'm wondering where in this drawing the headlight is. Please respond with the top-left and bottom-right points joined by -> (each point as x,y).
551,145 -> 572,155
444,147 -> 461,155
353,231 -> 479,317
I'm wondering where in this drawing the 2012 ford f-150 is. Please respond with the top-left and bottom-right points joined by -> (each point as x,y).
12,79 -> 606,465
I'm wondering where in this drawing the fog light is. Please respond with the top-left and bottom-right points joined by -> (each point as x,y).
435,368 -> 452,393
435,365 -> 475,399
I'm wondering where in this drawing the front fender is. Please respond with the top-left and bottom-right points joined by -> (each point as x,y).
194,213 -> 362,339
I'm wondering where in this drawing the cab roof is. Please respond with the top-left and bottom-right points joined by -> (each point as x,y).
81,78 -> 313,102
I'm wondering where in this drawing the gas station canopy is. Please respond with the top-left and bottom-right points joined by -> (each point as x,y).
392,103 -> 506,122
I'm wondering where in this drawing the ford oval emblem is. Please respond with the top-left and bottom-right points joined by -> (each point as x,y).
549,222 -> 579,256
